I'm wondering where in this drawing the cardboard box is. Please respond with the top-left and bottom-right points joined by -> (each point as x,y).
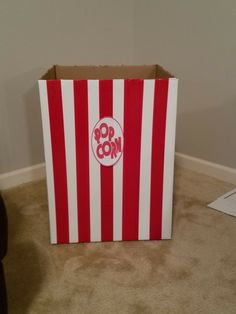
38,65 -> 178,244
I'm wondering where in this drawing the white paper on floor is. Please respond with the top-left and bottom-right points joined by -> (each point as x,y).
208,189 -> 236,217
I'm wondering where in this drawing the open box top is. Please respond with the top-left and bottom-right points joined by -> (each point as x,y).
40,64 -> 175,80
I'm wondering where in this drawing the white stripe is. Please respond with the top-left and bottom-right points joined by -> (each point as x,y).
113,80 -> 124,241
162,79 -> 178,239
88,80 -> 101,241
138,80 -> 155,240
38,80 -> 57,244
61,80 -> 78,243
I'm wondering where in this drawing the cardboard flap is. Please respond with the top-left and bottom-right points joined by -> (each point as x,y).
40,65 -> 174,80
41,66 -> 56,79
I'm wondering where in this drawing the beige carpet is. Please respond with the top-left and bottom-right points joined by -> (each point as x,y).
2,166 -> 236,314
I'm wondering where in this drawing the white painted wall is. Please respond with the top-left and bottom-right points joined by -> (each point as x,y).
0,0 -> 133,174
133,0 -> 236,169
1,0 -> 236,174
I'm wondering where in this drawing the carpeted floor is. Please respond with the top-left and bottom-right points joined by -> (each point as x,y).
2,166 -> 236,314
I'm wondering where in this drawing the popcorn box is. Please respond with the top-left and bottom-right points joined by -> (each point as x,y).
38,65 -> 178,244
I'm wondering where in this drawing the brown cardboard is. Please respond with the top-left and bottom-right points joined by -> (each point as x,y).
41,66 -> 56,80
41,65 -> 174,80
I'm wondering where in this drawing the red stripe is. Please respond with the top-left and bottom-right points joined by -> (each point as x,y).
150,79 -> 169,240
74,81 -> 90,242
122,80 -> 144,240
47,80 -> 69,244
99,80 -> 113,241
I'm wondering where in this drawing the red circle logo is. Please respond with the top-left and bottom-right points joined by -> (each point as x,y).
92,117 -> 124,166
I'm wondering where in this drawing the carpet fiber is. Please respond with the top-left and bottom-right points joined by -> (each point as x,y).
2,167 -> 236,314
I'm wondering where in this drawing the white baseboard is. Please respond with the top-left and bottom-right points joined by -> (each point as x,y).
0,153 -> 235,190
175,152 -> 236,185
0,163 -> 46,190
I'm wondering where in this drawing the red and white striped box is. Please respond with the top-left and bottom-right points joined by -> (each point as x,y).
38,65 -> 178,244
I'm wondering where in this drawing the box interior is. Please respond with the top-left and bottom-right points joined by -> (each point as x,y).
41,65 -> 174,80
